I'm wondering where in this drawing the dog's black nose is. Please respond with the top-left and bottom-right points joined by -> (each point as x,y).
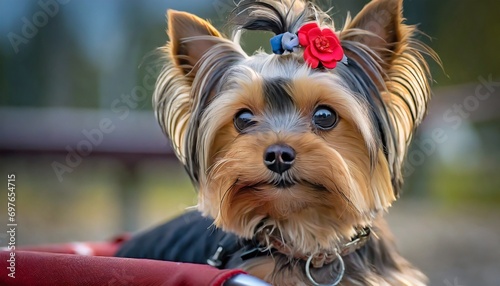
264,144 -> 295,174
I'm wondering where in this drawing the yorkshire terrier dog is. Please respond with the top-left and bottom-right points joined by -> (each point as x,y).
117,0 -> 436,285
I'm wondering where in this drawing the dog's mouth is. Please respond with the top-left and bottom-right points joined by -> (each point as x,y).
244,179 -> 296,190
233,179 -> 333,218
243,178 -> 329,192
270,172 -> 297,189
275,179 -> 295,188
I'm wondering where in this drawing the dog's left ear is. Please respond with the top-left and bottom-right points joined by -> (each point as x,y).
167,10 -> 223,76
342,0 -> 404,69
342,0 -> 435,197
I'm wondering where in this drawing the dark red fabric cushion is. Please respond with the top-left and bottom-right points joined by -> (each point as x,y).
12,234 -> 130,257
0,251 -> 245,286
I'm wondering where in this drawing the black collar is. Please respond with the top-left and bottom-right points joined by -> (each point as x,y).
207,227 -> 371,268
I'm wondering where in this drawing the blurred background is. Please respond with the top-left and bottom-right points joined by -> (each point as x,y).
0,0 -> 499,285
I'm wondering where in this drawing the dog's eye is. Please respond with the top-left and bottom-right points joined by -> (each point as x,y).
313,106 -> 338,130
234,109 -> 255,132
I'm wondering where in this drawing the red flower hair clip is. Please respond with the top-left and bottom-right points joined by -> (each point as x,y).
297,22 -> 345,69
270,22 -> 347,69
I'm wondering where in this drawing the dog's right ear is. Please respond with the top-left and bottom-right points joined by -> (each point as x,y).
167,10 -> 223,76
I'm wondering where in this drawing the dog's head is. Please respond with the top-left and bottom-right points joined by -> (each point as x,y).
155,0 -> 433,256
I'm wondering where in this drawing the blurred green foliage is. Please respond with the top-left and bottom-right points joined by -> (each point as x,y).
431,120 -> 500,204
1,0 -> 499,109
